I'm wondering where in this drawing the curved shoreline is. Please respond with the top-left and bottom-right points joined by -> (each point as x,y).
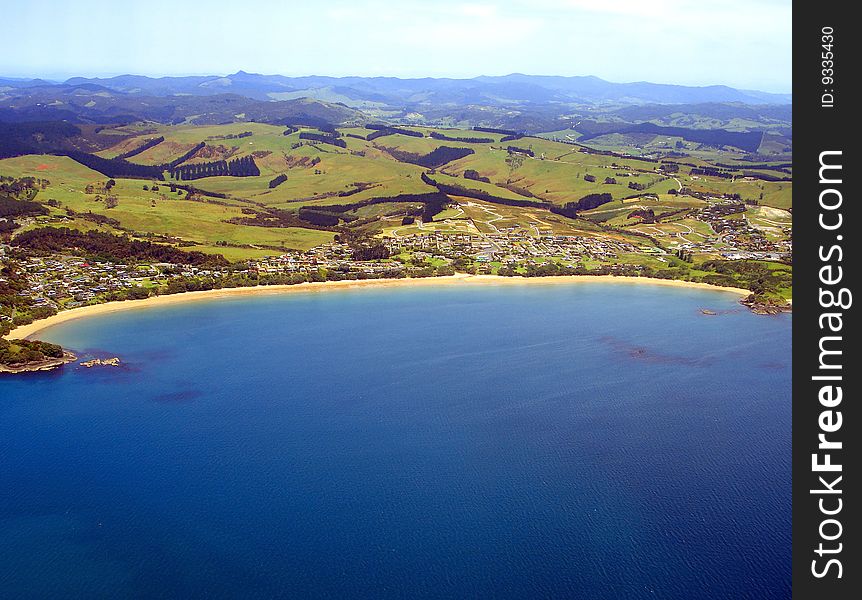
5,274 -> 751,341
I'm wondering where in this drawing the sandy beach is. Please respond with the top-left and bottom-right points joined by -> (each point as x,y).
6,274 -> 751,340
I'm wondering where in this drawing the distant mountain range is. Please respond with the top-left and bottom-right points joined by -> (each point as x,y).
4,72 -> 790,106
0,72 -> 791,136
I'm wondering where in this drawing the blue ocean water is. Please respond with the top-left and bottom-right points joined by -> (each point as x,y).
1,283 -> 791,599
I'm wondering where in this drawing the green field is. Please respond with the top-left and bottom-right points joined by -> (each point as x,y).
0,121 -> 792,263
0,154 -> 334,258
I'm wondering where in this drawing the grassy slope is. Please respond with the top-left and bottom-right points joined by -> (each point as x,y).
443,147 -> 677,205
1,122 -> 791,262
0,154 -> 333,256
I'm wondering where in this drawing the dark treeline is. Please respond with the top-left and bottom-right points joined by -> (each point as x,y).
549,193 -> 613,218
385,146 -> 474,168
116,136 -> 164,160
171,183 -> 228,199
429,132 -> 493,144
62,141 -> 212,180
65,209 -> 122,227
226,207 -> 335,231
336,182 -> 377,197
366,126 -> 424,141
463,169 -> 490,183
350,244 -> 390,261
59,150 -> 166,180
295,207 -> 347,227
577,146 -> 659,163
0,195 -> 48,219
506,146 -> 534,157
690,167 -> 734,179
171,156 -> 260,180
283,127 -> 298,136
627,208 -> 656,223
14,227 -> 229,267
741,171 -> 792,182
301,191 -> 449,222
668,159 -> 791,180
299,191 -> 451,227
207,131 -> 252,140
500,182 -> 534,198
269,174 -> 288,188
576,122 -> 764,153
165,142 -> 206,169
0,121 -> 82,159
472,126 -> 520,136
653,207 -> 690,222
298,131 -> 347,148
280,119 -> 337,133
715,162 -> 792,172
421,172 -> 548,210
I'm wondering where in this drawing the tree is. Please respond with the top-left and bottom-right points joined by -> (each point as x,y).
505,153 -> 524,183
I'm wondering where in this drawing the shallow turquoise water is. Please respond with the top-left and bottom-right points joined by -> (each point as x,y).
0,283 -> 791,598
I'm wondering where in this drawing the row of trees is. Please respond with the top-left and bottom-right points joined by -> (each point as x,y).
429,132 -> 493,144
165,143 -> 206,169
298,132 -> 347,148
549,193 -> 613,218
384,146 -> 475,169
463,169 -> 490,183
472,126 -> 519,136
62,151 -> 166,180
365,126 -> 424,141
170,156 -> 260,180
13,227 -> 229,267
690,167 -> 734,179
506,146 -> 534,157
116,136 -> 164,160
576,121 -> 764,153
0,194 -> 47,220
422,172 -> 548,211
269,174 -> 288,188
298,191 -> 451,227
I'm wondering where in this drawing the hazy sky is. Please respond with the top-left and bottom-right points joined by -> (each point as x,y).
2,0 -> 791,92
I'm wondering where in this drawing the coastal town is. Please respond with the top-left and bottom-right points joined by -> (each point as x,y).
1,232 -> 640,322
2,209 -> 793,340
